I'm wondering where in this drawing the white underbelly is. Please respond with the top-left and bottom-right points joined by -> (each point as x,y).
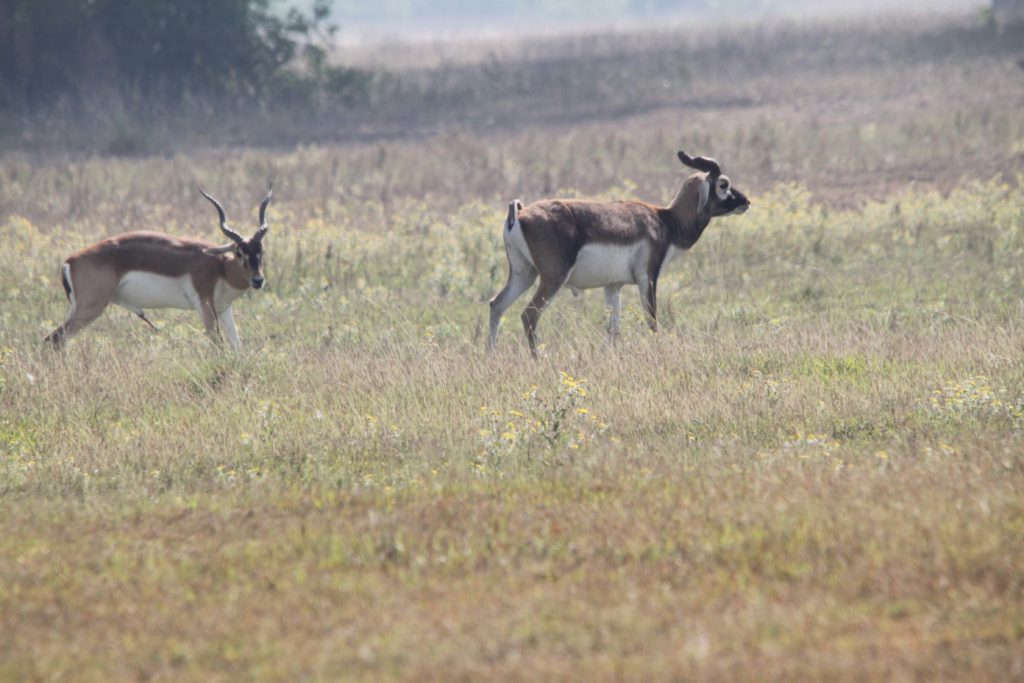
566,242 -> 645,290
113,272 -> 196,310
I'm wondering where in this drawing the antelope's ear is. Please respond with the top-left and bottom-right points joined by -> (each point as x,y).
204,243 -> 236,255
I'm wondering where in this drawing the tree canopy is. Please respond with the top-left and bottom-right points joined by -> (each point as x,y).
0,0 -> 359,113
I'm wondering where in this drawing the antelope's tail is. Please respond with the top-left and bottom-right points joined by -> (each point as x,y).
60,262 -> 72,301
506,199 -> 523,232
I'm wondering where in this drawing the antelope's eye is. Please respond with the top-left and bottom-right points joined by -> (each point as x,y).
719,178 -> 730,191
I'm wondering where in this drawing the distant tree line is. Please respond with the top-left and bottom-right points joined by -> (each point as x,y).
0,0 -> 370,114
328,0 -> 761,21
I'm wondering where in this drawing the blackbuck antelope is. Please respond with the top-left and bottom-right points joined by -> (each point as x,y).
489,151 -> 750,357
44,184 -> 274,350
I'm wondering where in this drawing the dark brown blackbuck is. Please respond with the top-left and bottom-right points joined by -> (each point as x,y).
488,151 -> 750,357
45,183 -> 274,350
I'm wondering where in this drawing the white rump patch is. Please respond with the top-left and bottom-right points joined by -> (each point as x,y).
503,215 -> 537,275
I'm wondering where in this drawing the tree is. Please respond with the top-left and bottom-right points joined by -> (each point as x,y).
0,0 -> 362,113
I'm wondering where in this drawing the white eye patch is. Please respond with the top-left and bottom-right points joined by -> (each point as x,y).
715,176 -> 731,201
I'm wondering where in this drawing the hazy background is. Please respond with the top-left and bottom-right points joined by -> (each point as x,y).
323,0 -> 983,40
0,0 -> 1009,155
322,0 -> 980,24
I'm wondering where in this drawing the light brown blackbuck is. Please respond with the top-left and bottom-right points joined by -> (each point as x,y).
45,184 -> 274,350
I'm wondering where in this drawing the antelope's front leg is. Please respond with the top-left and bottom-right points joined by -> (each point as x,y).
604,285 -> 623,341
197,299 -> 223,345
217,306 -> 241,350
637,276 -> 658,333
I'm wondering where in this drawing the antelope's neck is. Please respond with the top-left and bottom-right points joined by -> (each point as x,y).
661,206 -> 709,250
221,254 -> 252,291
663,178 -> 710,249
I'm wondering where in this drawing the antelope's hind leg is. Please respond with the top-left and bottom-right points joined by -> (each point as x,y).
489,265 -> 538,351
44,263 -> 116,349
521,271 -> 569,359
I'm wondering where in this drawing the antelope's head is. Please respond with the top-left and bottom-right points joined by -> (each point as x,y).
678,151 -> 750,218
200,183 -> 273,289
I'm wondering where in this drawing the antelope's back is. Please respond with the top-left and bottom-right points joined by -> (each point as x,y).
520,199 -> 661,249
68,231 -> 218,278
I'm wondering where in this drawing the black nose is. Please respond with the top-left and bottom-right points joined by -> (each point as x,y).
252,277 -> 265,289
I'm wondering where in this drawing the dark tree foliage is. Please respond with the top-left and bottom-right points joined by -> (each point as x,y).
0,0 -> 360,112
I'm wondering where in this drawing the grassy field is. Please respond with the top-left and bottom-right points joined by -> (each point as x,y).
2,12 -> 1024,682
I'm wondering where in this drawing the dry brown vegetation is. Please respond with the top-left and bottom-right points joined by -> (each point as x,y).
1,11 -> 1024,682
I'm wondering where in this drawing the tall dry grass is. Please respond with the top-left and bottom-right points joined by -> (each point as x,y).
1,148 -> 1022,678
